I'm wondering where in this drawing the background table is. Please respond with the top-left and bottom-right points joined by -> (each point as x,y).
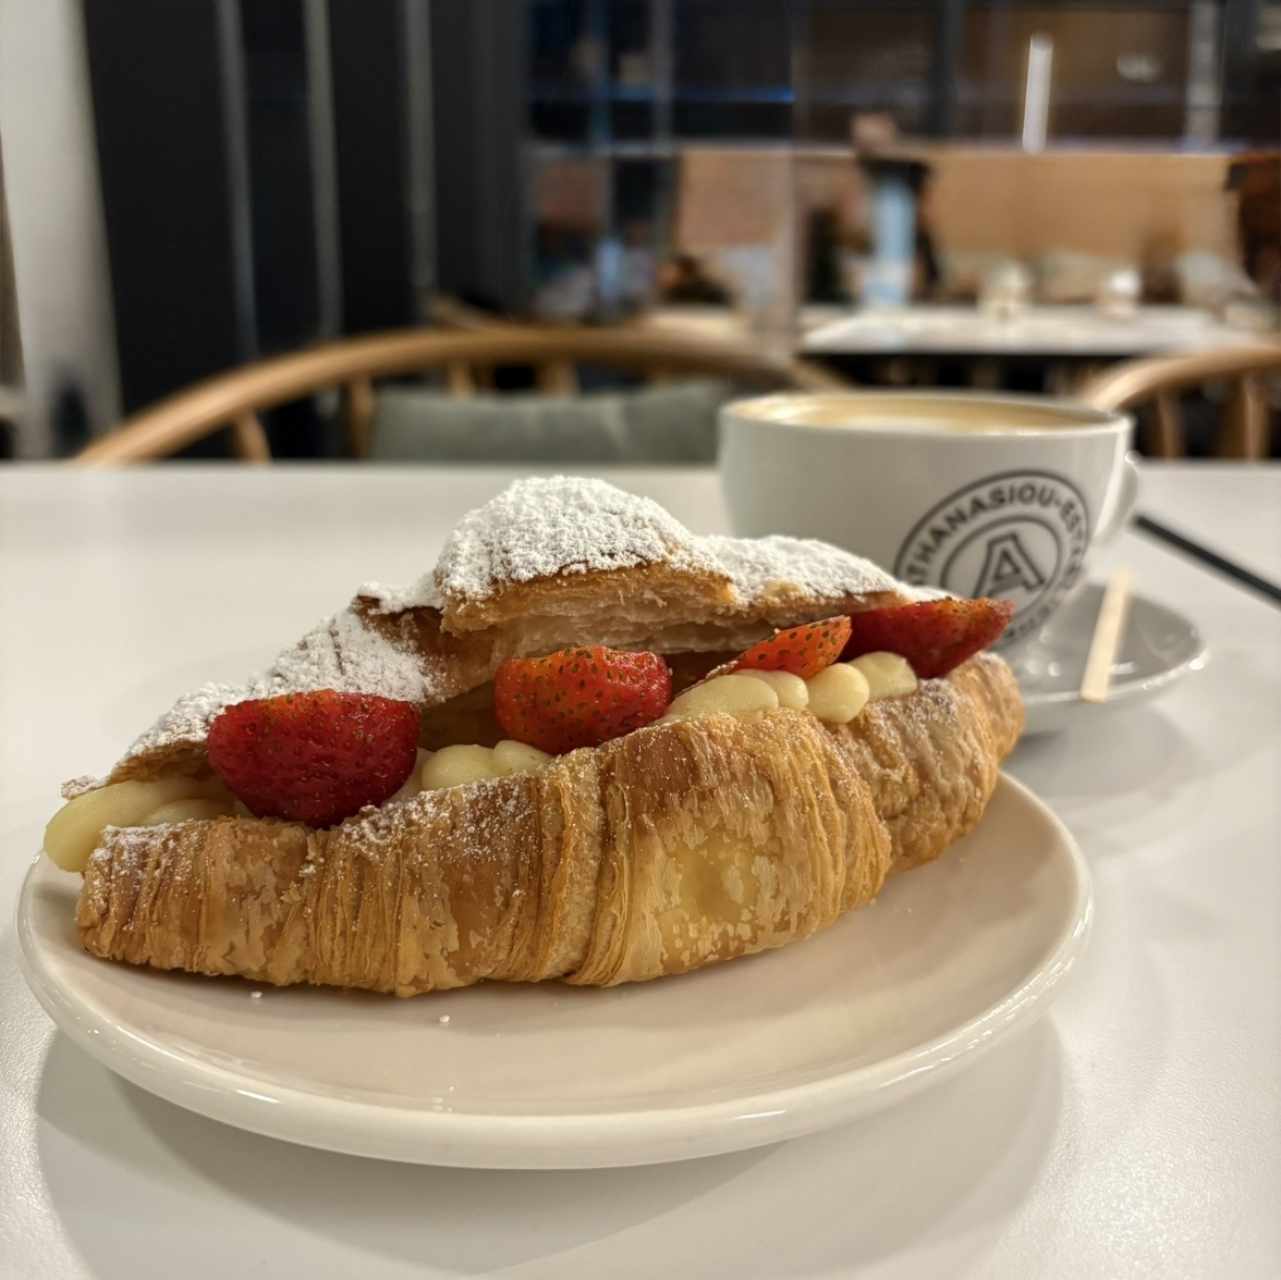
801,305 -> 1273,359
3,464 -> 1279,1279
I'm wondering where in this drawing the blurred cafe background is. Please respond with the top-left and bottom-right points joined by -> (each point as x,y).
0,0 -> 1278,464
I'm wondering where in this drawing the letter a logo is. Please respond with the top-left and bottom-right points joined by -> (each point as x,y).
973,531 -> 1047,597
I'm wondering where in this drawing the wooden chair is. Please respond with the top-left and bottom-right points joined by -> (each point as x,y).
1080,343 -> 1281,460
74,324 -> 847,465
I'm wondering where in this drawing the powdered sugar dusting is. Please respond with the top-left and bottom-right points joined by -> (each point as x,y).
890,670 -> 964,737
85,778 -> 537,909
705,535 -> 947,605
106,479 -> 941,779
117,611 -> 427,769
435,782 -> 534,867
369,479 -> 940,615
342,787 -> 452,852
260,611 -> 425,703
85,822 -> 184,913
61,774 -> 105,800
360,577 -> 442,614
122,682 -> 248,764
703,534 -> 901,605
332,775 -> 534,867
861,663 -> 982,756
434,476 -> 724,602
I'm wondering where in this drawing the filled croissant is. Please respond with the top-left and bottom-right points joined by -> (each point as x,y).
46,477 -> 1023,995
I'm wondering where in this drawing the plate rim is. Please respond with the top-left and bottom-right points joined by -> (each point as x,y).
17,773 -> 1092,1169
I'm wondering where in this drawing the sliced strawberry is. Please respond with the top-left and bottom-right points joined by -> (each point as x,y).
729,615 -> 852,680
207,690 -> 420,827
494,646 -> 672,755
842,598 -> 1014,679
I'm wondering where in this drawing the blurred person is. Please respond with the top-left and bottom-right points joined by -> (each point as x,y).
1230,153 -> 1281,305
532,224 -> 597,321
850,112 -> 938,304
618,216 -> 658,313
657,253 -> 731,306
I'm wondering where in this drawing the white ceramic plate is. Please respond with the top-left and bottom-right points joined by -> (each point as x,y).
1015,582 -> 1207,736
18,774 -> 1090,1169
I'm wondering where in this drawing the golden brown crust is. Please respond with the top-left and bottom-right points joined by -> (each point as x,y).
830,653 -> 1023,873
72,479 -> 1022,996
77,654 -> 1021,995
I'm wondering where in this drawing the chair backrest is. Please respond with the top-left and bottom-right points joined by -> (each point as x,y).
1079,342 -> 1281,459
74,324 -> 847,464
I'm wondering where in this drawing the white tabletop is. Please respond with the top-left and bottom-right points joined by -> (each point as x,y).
802,305 -> 1272,358
1135,462 -> 1281,588
3,464 -> 1279,1279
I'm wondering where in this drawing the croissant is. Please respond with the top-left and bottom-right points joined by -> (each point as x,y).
56,478 -> 1023,995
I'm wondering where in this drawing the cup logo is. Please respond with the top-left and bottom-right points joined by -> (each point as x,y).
894,471 -> 1090,644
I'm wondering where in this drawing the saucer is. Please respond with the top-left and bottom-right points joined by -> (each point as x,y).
1011,581 -> 1207,736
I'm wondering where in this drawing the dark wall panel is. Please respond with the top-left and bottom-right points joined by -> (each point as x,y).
328,0 -> 415,332
83,0 -> 250,415
241,1 -> 322,352
432,0 -> 529,313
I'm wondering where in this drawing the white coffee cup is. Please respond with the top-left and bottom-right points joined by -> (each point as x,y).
720,391 -> 1138,650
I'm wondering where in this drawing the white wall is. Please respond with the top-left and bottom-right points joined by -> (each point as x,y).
0,0 -> 119,458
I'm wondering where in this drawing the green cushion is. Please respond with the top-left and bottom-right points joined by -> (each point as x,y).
370,380 -> 733,464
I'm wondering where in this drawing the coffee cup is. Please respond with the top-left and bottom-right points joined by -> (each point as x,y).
720,391 -> 1137,650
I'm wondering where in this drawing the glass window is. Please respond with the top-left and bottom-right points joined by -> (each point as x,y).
798,1 -> 936,141
673,0 -> 792,138
960,3 -> 1195,141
